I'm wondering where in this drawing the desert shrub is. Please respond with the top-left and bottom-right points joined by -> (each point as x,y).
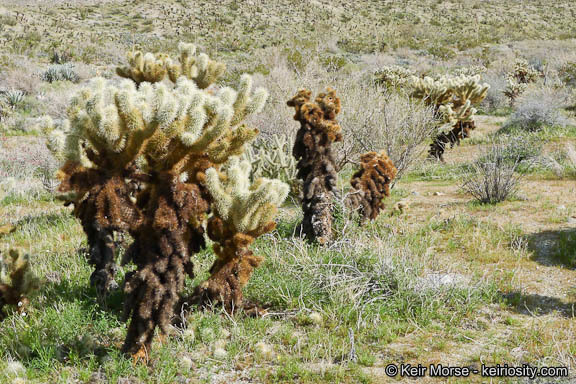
461,142 -> 523,204
373,65 -> 415,90
41,64 -> 79,83
346,91 -> 436,181
479,133 -> 541,173
481,71 -> 508,112
502,88 -> 569,133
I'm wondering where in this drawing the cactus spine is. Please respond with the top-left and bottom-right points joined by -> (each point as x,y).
288,88 -> 342,245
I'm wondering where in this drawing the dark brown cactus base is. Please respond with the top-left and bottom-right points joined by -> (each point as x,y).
84,223 -> 118,296
288,88 -> 342,245
121,174 -> 208,360
429,121 -> 475,161
346,151 -> 397,222
188,217 -> 269,315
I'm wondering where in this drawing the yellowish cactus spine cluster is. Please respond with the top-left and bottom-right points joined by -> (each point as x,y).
205,157 -> 289,234
116,50 -> 169,85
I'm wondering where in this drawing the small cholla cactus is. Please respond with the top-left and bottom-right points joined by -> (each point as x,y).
509,58 -> 540,84
503,78 -> 527,106
374,65 -> 415,90
288,88 -> 342,245
191,157 -> 288,312
410,74 -> 489,161
346,152 -> 397,222
0,248 -> 38,320
244,134 -> 300,196
503,59 -> 540,106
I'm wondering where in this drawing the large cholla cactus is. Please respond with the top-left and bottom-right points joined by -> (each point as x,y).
48,43 -> 272,360
410,75 -> 489,161
346,152 -> 397,222
0,248 -> 38,320
288,88 -> 342,245
191,157 -> 288,311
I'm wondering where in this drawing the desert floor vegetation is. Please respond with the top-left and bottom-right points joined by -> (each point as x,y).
2,1 -> 576,383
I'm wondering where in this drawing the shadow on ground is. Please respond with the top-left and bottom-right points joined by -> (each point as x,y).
502,291 -> 575,318
526,228 -> 576,269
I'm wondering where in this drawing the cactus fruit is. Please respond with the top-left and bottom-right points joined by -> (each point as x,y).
48,42 -> 277,360
288,88 -> 342,245
410,75 -> 489,161
0,248 -> 38,320
346,152 -> 397,222
191,158 -> 288,311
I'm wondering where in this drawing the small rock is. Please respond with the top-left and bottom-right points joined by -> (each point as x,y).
433,191 -> 445,196
558,205 -> 566,210
568,216 -> 576,224
411,191 -> 420,196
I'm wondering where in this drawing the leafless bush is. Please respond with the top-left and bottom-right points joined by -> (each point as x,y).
481,70 -> 508,111
503,87 -> 570,132
461,142 -> 523,204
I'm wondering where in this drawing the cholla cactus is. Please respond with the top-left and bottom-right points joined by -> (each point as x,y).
503,59 -> 540,106
116,49 -> 169,85
0,248 -> 38,320
192,158 -> 288,310
48,42 -> 273,360
244,134 -> 300,196
288,88 -> 342,245
410,74 -> 489,161
374,65 -> 415,90
117,43 -> 227,89
166,42 -> 226,89
346,152 -> 397,222
509,58 -> 540,84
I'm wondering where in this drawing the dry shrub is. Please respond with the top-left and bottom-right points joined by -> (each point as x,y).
461,141 -> 523,204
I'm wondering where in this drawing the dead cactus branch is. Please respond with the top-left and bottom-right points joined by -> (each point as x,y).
346,152 -> 397,222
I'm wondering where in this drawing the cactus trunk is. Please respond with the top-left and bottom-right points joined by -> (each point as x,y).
288,89 -> 342,245
122,172 -> 209,357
